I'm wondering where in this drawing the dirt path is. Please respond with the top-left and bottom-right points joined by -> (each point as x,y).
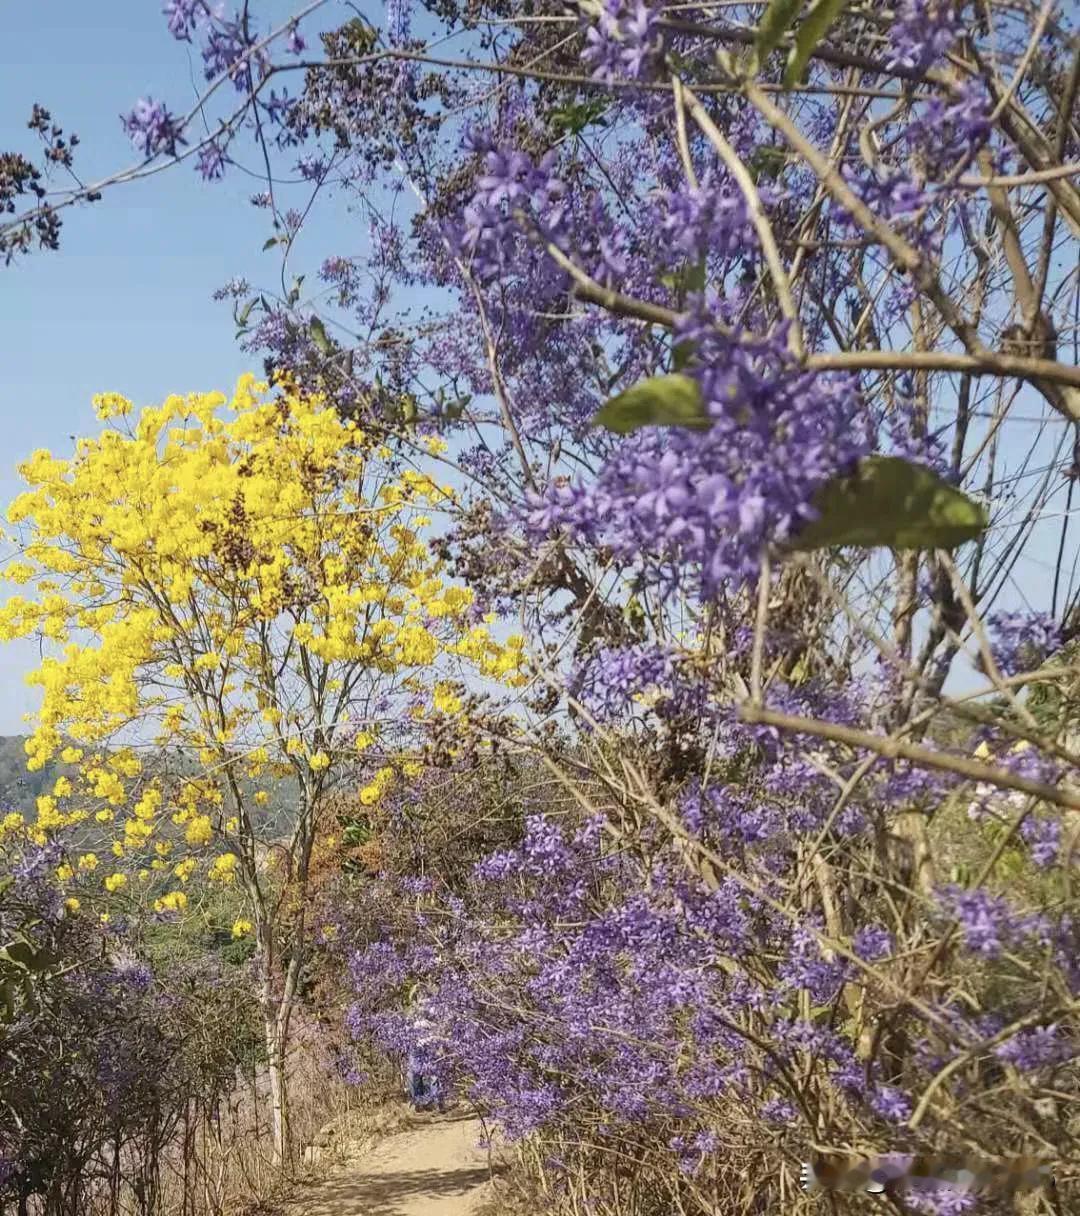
284,1113 -> 499,1216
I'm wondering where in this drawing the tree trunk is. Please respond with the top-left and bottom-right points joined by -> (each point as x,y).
263,1004 -> 287,1166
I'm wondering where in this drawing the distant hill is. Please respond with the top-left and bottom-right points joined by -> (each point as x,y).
0,736 -> 65,812
0,735 -> 303,837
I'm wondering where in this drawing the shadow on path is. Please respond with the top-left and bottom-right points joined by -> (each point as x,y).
285,1115 -> 502,1216
292,1164 -> 497,1216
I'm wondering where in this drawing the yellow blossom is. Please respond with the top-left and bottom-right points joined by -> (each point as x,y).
432,682 -> 463,715
185,815 -> 213,847
154,890 -> 188,913
91,391 -> 133,420
103,872 -> 127,893
209,852 -> 238,882
232,918 -> 254,939
124,817 -> 153,845
1,379 -> 522,965
173,858 -> 197,882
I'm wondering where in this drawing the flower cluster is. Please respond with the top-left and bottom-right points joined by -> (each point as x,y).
526,313 -> 870,591
120,97 -> 187,159
987,610 -> 1062,676
581,0 -> 664,84
886,0 -> 963,73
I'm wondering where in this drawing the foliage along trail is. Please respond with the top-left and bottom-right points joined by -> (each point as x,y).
3,1 -> 1080,1214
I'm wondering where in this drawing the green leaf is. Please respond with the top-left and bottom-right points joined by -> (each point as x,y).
789,456 -> 989,552
309,317 -> 332,355
783,0 -> 849,88
593,374 -> 711,435
342,821 -> 372,846
262,235 -> 282,251
685,257 -> 706,295
748,145 -> 789,183
445,394 -> 471,421
550,98 -> 608,136
236,298 -> 256,328
755,0 -> 804,62
0,942 -> 35,972
660,257 -> 707,306
672,340 -> 697,372
0,979 -> 17,1024
950,862 -> 971,886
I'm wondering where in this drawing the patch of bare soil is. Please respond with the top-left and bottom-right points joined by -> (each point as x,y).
280,1111 -> 503,1216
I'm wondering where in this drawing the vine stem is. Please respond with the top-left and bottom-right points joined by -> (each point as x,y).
737,703 -> 1080,813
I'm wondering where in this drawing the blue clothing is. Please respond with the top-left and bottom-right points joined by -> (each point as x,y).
405,1049 -> 444,1111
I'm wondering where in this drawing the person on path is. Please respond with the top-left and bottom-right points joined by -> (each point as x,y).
405,1016 -> 446,1113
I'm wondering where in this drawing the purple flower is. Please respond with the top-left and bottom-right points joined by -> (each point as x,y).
1021,815 -> 1062,867
934,886 -> 1043,958
654,173 -> 756,262
13,840 -> 64,882
112,955 -> 153,993
582,0 -> 664,83
886,0 -> 962,73
212,275 -> 249,300
163,0 -> 205,41
870,1084 -> 912,1123
121,98 -> 187,159
526,313 -> 870,594
905,84 -> 991,176
296,153 -> 327,182
386,0 -> 412,44
987,610 -> 1061,676
262,89 -> 295,128
994,1024 -> 1074,1071
196,140 -> 227,181
760,1097 -> 797,1123
285,22 -> 306,55
569,643 -> 675,722
853,925 -> 893,962
202,15 -> 267,91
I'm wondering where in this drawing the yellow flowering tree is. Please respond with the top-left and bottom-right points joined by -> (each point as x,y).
0,375 -> 525,1160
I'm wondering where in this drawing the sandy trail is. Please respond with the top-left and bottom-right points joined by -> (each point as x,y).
284,1113 -> 499,1216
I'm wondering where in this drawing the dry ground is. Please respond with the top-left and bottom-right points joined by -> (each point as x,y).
280,1111 -> 503,1216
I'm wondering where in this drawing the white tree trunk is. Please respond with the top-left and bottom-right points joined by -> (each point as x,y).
264,1010 -> 287,1166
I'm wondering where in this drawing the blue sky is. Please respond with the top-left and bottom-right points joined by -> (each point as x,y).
0,2 -> 354,731
0,3 -> 1074,732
